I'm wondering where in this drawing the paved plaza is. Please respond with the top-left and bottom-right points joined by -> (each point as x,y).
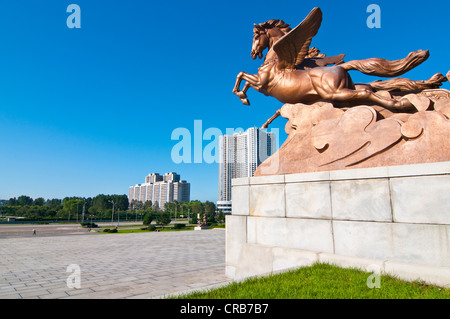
0,228 -> 230,299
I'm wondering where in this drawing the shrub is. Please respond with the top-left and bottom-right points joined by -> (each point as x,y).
102,228 -> 117,233
80,222 -> 98,228
143,212 -> 157,226
173,223 -> 186,229
189,216 -> 198,225
156,212 -> 171,226
141,225 -> 156,231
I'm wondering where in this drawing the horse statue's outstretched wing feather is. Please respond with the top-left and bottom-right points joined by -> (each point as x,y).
273,7 -> 323,70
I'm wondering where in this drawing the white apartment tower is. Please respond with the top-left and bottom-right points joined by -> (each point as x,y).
218,127 -> 276,213
129,172 -> 190,210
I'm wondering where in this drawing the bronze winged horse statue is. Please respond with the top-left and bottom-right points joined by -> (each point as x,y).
232,7 -> 447,118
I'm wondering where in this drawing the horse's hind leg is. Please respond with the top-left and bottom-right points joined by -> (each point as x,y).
311,67 -> 413,111
320,87 -> 413,112
261,109 -> 281,129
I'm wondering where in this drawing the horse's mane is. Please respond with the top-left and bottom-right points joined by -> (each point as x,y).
254,19 -> 292,35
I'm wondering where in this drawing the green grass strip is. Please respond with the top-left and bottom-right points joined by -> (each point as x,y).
175,263 -> 449,299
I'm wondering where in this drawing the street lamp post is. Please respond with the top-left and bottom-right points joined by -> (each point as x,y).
81,199 -> 86,223
109,200 -> 115,227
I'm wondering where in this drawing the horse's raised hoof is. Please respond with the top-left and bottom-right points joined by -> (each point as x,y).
241,98 -> 250,105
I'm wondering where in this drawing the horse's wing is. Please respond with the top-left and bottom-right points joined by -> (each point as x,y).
273,7 -> 323,70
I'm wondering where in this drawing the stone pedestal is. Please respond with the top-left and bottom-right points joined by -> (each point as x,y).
194,226 -> 210,231
226,161 -> 450,288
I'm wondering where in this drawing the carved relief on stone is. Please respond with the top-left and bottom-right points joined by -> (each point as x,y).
255,94 -> 450,176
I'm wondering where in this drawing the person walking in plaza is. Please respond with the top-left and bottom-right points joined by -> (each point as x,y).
32,229 -> 36,236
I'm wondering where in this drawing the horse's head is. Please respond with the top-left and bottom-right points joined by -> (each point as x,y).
251,19 -> 291,60
251,25 -> 269,60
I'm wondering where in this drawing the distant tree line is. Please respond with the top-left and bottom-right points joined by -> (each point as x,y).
1,195 -> 224,224
1,194 -> 128,221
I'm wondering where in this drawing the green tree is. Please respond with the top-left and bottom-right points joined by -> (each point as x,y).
144,200 -> 153,210
130,199 -> 143,211
26,206 -> 47,219
84,197 -> 93,210
8,197 -> 18,206
190,200 -> 204,215
17,195 -> 33,206
164,202 -> 171,212
46,199 -> 62,209
204,201 -> 217,223
46,209 -> 57,218
109,194 -> 129,211
204,201 -> 216,215
63,198 -> 83,220
143,211 -> 157,226
92,194 -> 108,212
34,197 -> 45,206
216,211 -> 225,224
156,212 -> 171,226
190,214 -> 198,225
56,209 -> 69,219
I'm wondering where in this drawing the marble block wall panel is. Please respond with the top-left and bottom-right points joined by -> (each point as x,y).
390,175 -> 450,225
249,184 -> 285,217
247,216 -> 334,253
331,179 -> 393,222
332,221 -> 450,267
285,182 -> 332,219
225,215 -> 247,273
231,185 -> 249,216
227,161 -> 450,281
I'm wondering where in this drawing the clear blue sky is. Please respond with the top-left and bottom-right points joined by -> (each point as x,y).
0,0 -> 449,202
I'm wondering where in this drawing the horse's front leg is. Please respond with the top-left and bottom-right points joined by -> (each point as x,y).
232,72 -> 261,105
234,82 -> 251,105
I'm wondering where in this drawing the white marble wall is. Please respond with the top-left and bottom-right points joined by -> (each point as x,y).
226,161 -> 450,287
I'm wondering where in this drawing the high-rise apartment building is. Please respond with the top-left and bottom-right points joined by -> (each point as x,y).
217,127 -> 277,213
129,172 -> 190,210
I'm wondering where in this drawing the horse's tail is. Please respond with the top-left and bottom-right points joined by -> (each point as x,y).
340,49 -> 430,78
369,73 -> 447,92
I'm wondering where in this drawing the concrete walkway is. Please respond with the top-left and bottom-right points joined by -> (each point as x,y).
0,229 -> 230,299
